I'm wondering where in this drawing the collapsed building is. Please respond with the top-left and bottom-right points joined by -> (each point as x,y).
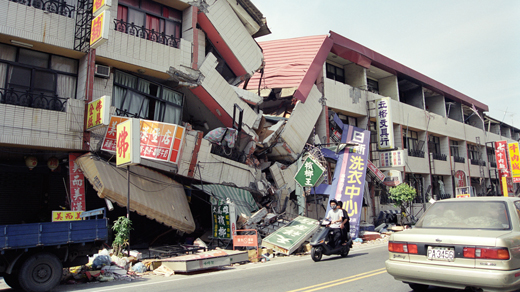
1,0 -> 520,249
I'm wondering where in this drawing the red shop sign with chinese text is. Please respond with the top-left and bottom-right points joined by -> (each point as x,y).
495,141 -> 508,170
69,153 -> 86,211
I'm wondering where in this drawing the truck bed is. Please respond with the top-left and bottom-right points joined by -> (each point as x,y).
0,219 -> 108,250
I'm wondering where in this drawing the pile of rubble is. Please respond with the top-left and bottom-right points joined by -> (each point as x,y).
62,249 -> 146,285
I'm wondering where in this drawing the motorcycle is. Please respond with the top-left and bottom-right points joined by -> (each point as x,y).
309,220 -> 353,262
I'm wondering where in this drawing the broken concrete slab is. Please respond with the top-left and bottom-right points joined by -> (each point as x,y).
261,216 -> 319,255
159,249 -> 247,272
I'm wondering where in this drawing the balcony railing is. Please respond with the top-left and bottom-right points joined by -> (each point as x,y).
114,19 -> 180,48
408,149 -> 425,158
0,88 -> 67,112
431,153 -> 447,161
470,159 -> 486,166
10,0 -> 75,18
453,155 -> 465,163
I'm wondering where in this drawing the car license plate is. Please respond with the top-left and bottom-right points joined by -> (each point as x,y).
427,246 -> 454,261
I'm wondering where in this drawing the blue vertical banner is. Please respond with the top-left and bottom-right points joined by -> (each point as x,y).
318,115 -> 370,239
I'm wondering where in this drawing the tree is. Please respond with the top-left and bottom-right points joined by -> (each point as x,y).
388,183 -> 417,225
112,216 -> 132,257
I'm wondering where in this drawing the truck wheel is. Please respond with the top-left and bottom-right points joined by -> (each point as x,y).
18,253 -> 62,292
311,247 -> 323,262
3,273 -> 22,290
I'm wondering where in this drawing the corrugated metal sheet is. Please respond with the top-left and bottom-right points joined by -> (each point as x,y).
193,184 -> 258,216
76,154 -> 195,233
246,35 -> 330,91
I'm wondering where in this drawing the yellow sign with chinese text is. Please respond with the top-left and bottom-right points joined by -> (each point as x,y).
90,11 -> 110,49
93,0 -> 111,16
508,142 -> 520,178
86,96 -> 111,131
52,211 -> 83,222
116,118 -> 141,167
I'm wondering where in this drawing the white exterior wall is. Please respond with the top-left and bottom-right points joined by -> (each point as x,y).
323,78 -> 367,116
281,85 -> 323,154
95,2 -> 191,72
0,99 -> 84,150
0,1 -> 76,49
205,0 -> 263,76
198,53 -> 257,131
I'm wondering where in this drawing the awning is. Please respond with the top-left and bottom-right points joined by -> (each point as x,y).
76,153 -> 195,233
193,184 -> 258,216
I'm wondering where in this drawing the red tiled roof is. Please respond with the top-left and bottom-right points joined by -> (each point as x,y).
247,32 -> 488,112
246,35 -> 333,101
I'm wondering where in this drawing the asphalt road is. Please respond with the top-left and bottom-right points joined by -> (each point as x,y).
1,243 -> 467,292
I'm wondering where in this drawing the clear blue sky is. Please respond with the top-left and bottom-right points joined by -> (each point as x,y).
254,0 -> 520,128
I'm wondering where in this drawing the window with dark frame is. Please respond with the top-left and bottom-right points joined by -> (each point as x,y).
0,44 -> 78,111
206,40 -> 237,83
403,130 -> 419,150
468,144 -> 479,160
367,78 -> 379,94
428,135 -> 441,154
326,63 -> 345,83
112,70 -> 183,125
116,0 -> 182,48
450,140 -> 459,157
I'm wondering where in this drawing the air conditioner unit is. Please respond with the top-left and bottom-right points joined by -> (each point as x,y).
94,64 -> 110,78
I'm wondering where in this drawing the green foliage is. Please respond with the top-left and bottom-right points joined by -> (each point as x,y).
388,183 -> 417,208
112,216 -> 132,257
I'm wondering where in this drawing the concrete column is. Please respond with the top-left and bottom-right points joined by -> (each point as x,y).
344,63 -> 366,89
379,75 -> 399,101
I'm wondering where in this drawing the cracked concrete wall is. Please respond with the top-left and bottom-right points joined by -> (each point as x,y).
204,0 -> 263,77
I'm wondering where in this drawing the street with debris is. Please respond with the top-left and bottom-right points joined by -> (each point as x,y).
1,242 -> 419,292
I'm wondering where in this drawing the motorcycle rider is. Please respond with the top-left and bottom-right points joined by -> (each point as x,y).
325,199 -> 343,248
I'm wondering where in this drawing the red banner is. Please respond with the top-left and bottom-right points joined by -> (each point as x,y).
69,153 -> 86,211
495,141 -> 508,170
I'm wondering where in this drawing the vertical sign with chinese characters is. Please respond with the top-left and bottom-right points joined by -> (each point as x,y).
116,118 -> 141,167
86,96 -> 111,131
90,11 -> 110,49
324,124 -> 370,239
69,153 -> 86,211
455,170 -> 467,187
376,97 -> 394,150
495,141 -> 508,170
212,201 -> 236,239
93,0 -> 111,15
508,142 -> 520,180
379,150 -> 405,167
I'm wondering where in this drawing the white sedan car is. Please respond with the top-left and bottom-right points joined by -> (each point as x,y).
386,197 -> 520,292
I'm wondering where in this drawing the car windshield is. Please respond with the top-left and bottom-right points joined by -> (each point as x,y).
415,201 -> 510,230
